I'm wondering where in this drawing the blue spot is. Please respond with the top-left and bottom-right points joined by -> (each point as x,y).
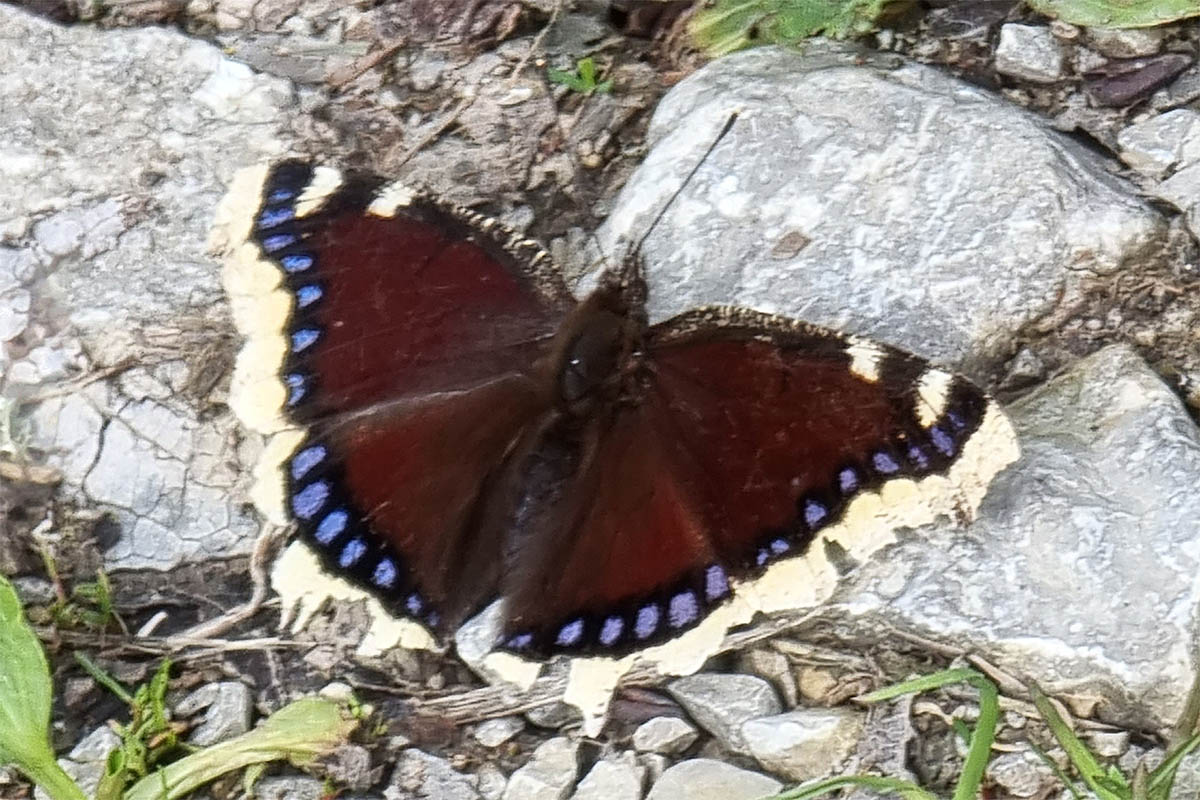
425,610 -> 441,627
947,408 -> 968,430
873,451 -> 901,474
261,233 -> 296,253
295,284 -> 322,307
291,481 -> 329,520
599,616 -> 624,646
291,328 -> 319,353
506,632 -> 534,650
314,509 -> 347,544
756,548 -> 770,567
804,498 -> 828,529
339,538 -> 366,568
770,537 -> 789,555
838,467 -> 859,494
704,564 -> 730,601
907,443 -> 930,470
285,373 -> 306,406
931,425 -> 955,456
634,604 -> 660,640
281,253 -> 313,272
257,206 -> 294,229
373,558 -> 398,588
555,618 -> 584,647
290,445 -> 326,480
668,591 -> 699,628
267,187 -> 296,203
405,593 -> 425,616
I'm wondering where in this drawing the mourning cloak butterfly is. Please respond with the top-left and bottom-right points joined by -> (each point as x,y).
211,155 -> 1019,726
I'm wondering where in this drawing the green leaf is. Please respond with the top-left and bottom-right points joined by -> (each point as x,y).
547,57 -> 613,95
690,0 -> 903,55
0,574 -> 88,800
1023,0 -> 1200,28
123,696 -> 358,800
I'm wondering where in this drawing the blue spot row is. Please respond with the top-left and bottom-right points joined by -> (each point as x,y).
289,467 -> 433,621
258,206 -> 295,229
290,445 -> 327,480
296,284 -> 322,307
291,328 -> 319,353
282,253 -> 313,273
507,562 -> 733,655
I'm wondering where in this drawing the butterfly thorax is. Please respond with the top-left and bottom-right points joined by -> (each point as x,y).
550,279 -> 649,419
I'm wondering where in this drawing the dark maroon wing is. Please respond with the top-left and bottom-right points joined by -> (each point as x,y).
254,161 -> 572,419
232,160 -> 573,633
498,306 -> 1001,657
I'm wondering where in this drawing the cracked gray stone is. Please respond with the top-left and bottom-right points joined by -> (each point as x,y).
473,716 -> 525,747
253,776 -> 328,800
985,750 -> 1057,798
176,681 -> 254,746
644,760 -> 781,800
995,24 -> 1068,83
34,726 -> 120,800
570,753 -> 645,800
2,3 -> 295,569
1156,162 -> 1200,242
501,737 -> 579,800
667,674 -> 781,755
740,708 -> 865,782
1086,26 -> 1164,58
388,749 -> 480,800
597,45 -> 1162,374
476,764 -> 508,800
1117,109 -> 1200,177
828,345 -> 1200,730
631,716 -> 700,755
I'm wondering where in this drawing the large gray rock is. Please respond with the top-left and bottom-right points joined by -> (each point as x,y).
175,681 -> 253,746
644,760 -> 781,800
501,737 -> 579,800
829,345 -> 1200,729
595,44 -> 1164,374
570,753 -> 645,800
740,708 -> 864,782
388,749 -> 480,800
1,4 -> 296,568
666,674 -> 781,754
631,716 -> 700,755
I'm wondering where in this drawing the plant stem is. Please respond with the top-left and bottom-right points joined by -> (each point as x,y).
21,757 -> 89,800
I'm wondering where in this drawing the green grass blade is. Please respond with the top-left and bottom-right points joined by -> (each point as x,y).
1031,686 -> 1128,800
122,696 -> 357,800
952,676 -> 998,800
858,667 -> 984,703
0,574 -> 88,800
1024,0 -> 1200,28
765,775 -> 939,800
1147,732 -> 1200,797
74,650 -> 134,704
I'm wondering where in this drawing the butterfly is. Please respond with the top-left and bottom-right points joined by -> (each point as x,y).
211,151 -> 1019,726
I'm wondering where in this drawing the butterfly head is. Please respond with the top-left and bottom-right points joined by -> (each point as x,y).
550,281 -> 649,418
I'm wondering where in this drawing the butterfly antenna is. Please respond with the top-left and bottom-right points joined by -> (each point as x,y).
630,111 -> 739,262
